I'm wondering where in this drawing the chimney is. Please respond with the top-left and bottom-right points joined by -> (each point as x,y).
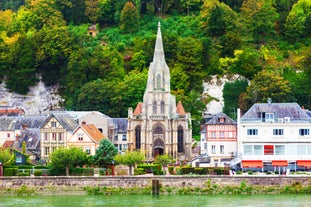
22,124 -> 27,130
82,121 -> 86,125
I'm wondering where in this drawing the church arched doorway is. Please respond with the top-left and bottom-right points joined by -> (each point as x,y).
153,138 -> 164,157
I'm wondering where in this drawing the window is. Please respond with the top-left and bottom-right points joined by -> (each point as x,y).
16,155 -> 22,163
220,145 -> 224,154
244,145 -> 252,155
157,74 -> 161,88
211,131 -> 216,138
275,145 -> 285,155
211,145 -> 216,154
45,147 -> 50,156
135,126 -> 141,149
299,129 -> 310,136
122,134 -> 127,141
7,133 -> 10,138
264,145 -> 274,155
161,101 -> 165,114
204,143 -> 207,150
273,129 -> 284,136
178,126 -> 184,153
254,145 -> 263,155
58,133 -> 63,141
220,131 -> 224,138
52,133 -> 57,141
263,113 -> 274,122
247,129 -> 258,135
153,101 -> 157,114
52,147 -> 56,153
51,121 -> 56,128
44,133 -> 48,141
297,145 -> 307,155
86,147 -> 91,155
78,133 -> 83,141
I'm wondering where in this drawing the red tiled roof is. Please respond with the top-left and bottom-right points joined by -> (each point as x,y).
176,101 -> 186,115
0,109 -> 25,116
82,124 -> 105,142
133,102 -> 143,116
2,140 -> 14,148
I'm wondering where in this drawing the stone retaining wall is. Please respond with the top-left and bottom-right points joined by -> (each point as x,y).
1,175 -> 311,190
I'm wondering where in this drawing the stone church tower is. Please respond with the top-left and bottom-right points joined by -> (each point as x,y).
127,22 -> 192,160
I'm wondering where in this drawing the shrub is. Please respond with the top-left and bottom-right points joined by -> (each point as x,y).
137,164 -> 162,173
18,172 -> 30,176
17,165 -> 33,169
194,168 -> 204,175
153,169 -> 164,175
180,166 -> 195,175
134,168 -> 145,175
4,168 -> 18,176
34,170 -> 43,176
168,166 -> 175,174
34,165 -> 49,169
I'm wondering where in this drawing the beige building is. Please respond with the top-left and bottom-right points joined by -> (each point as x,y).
68,122 -> 105,156
40,113 -> 78,161
127,22 -> 192,160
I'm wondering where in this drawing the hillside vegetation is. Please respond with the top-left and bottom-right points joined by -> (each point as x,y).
1,0 -> 311,137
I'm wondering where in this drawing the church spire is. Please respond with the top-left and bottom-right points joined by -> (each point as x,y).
153,21 -> 165,63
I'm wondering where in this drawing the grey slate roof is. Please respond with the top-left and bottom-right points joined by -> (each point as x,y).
14,116 -> 47,130
241,103 -> 311,121
0,117 -> 17,130
110,118 -> 128,133
205,112 -> 237,125
16,129 -> 41,150
52,113 -> 78,131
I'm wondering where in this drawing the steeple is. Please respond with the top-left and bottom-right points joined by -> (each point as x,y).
153,21 -> 165,63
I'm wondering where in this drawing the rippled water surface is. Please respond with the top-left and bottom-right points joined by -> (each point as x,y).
1,194 -> 310,207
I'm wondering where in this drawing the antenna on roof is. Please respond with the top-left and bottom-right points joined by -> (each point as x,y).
267,98 -> 272,104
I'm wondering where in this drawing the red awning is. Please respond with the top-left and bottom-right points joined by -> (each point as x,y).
272,160 -> 288,167
297,160 -> 311,167
242,160 -> 263,168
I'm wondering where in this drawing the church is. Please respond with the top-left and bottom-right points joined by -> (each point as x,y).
127,22 -> 192,160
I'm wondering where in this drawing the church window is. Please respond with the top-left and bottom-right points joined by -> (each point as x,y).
178,126 -> 184,152
135,126 -> 141,149
157,74 -> 161,88
161,101 -> 165,114
154,125 -> 163,134
153,101 -> 157,114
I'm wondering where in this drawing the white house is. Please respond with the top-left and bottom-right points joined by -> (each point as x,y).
236,102 -> 311,172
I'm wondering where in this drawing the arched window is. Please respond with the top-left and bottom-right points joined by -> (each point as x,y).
178,126 -> 184,152
157,74 -> 161,88
153,101 -> 157,114
135,126 -> 141,149
161,101 -> 165,114
154,125 -> 163,134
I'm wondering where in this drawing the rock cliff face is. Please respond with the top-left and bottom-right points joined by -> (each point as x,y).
0,81 -> 64,115
0,76 -> 236,115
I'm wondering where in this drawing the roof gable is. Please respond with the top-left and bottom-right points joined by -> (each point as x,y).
133,102 -> 143,116
176,101 -> 186,115
81,124 -> 105,142
205,112 -> 237,125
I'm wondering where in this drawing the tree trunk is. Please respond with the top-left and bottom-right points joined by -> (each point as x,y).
66,166 -> 69,176
129,165 -> 133,176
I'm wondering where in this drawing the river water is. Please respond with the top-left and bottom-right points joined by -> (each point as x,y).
1,194 -> 310,207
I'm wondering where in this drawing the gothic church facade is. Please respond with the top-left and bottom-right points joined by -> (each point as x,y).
127,22 -> 192,160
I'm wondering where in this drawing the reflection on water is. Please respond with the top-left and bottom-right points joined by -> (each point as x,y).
1,194 -> 310,207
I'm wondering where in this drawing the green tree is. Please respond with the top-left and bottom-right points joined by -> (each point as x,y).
120,1 -> 139,34
244,70 -> 294,109
240,0 -> 279,42
0,147 -> 14,166
206,3 -> 238,37
85,0 -> 100,23
223,78 -> 248,120
114,150 -> 145,175
284,0 -> 311,41
155,153 -> 171,173
93,139 -> 118,167
50,147 -> 89,176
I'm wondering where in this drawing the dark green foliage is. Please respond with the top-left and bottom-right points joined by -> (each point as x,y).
134,168 -> 145,175
223,79 -> 248,120
34,170 -> 42,176
93,139 -> 118,167
137,163 -> 162,173
3,168 -> 18,176
70,167 -> 94,176
120,1 -> 140,34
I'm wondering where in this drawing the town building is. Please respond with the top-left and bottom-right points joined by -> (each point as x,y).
108,118 -> 128,154
127,22 -> 192,160
40,113 -> 78,161
200,112 -> 237,167
236,102 -> 311,172
68,122 -> 105,156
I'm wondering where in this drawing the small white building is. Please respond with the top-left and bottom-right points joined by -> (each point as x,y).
237,102 -> 311,172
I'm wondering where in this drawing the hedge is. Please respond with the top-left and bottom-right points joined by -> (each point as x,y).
34,170 -> 43,176
137,164 -> 162,173
134,168 -> 145,175
3,168 -> 18,176
70,168 -> 94,176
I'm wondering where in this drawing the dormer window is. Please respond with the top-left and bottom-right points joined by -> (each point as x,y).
262,112 -> 274,122
218,117 -> 225,123
51,121 -> 56,128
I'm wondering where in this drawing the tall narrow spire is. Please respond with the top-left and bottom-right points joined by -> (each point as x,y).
153,21 -> 165,63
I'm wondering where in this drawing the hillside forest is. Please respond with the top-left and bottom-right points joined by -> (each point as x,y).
1,0 -> 311,138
